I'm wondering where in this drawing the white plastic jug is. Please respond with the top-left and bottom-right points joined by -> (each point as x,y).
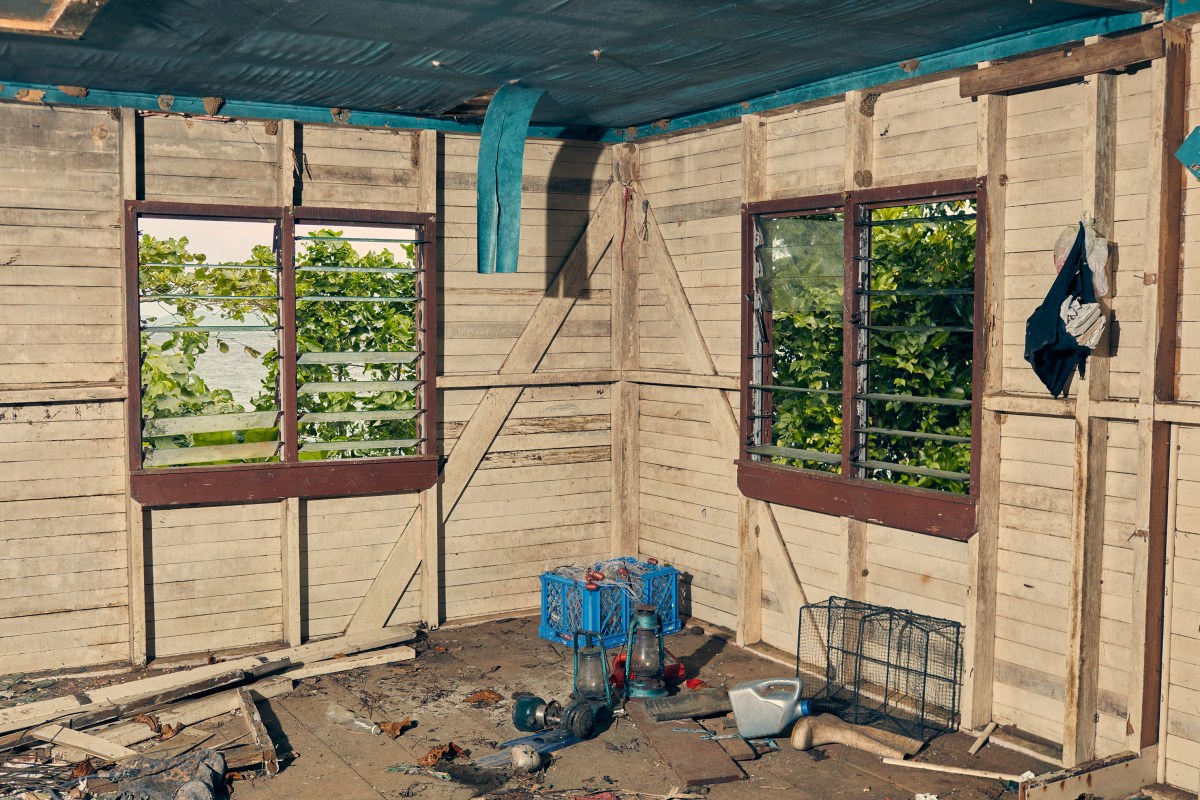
728,677 -> 810,738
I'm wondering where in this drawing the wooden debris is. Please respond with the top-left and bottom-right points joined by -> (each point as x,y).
881,757 -> 1021,782
289,646 -> 416,678
625,702 -> 744,786
236,689 -> 279,776
968,721 -> 998,756
29,725 -> 136,763
1018,751 -> 1156,800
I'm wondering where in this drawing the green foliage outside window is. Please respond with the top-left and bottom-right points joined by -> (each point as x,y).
139,229 -> 419,463
758,200 -> 975,493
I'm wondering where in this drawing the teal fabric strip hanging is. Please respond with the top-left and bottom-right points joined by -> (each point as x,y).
477,85 -> 545,274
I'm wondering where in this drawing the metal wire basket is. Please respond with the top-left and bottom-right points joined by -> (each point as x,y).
796,596 -> 962,741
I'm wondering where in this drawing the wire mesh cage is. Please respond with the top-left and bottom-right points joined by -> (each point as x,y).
795,596 -> 963,741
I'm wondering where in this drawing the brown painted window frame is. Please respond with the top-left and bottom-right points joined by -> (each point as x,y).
738,178 -> 986,541
125,201 -> 439,507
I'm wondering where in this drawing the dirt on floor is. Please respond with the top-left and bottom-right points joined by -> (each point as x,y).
197,617 -> 1052,800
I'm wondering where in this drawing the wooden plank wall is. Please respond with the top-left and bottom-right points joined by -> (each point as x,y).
0,105 -> 614,664
627,35 -> 1200,789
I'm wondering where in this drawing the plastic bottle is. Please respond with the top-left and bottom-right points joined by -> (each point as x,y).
325,703 -> 382,735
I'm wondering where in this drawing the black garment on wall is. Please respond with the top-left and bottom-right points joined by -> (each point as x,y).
1023,223 -> 1097,398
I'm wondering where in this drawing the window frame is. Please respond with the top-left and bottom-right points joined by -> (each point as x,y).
124,200 -> 439,507
738,179 -> 986,541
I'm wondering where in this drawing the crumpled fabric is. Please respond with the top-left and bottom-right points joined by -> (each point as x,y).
1060,296 -> 1105,349
108,749 -> 225,800
1025,223 -> 1102,397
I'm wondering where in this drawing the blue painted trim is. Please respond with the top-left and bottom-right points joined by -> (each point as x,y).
477,85 -> 545,274
0,81 -> 595,141
1166,0 -> 1194,20
599,10 -> 1151,142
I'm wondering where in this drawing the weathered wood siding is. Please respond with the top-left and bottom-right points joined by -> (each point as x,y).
0,106 -> 613,663
630,55 -> 1200,788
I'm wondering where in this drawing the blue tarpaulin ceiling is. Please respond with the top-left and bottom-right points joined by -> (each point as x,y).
0,0 -> 1153,133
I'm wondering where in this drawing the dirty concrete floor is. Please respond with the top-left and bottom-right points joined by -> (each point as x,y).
216,617 -> 1049,800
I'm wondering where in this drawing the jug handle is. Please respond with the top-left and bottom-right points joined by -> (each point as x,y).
753,678 -> 803,702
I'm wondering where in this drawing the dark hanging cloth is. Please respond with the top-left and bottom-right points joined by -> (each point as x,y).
1024,223 -> 1097,397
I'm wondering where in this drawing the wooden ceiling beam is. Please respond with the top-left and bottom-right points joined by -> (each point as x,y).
960,27 -> 1163,97
1053,0 -> 1161,11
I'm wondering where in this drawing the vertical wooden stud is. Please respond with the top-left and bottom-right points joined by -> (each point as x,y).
1062,71 -> 1116,768
737,115 -> 766,645
611,143 -> 641,558
273,119 -> 303,646
963,92 -> 1006,730
280,498 -> 302,646
119,107 -> 147,667
416,128 -> 442,629
843,518 -> 867,601
1129,24 -> 1188,753
844,90 -> 875,190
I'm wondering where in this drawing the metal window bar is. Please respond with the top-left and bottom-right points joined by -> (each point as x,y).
746,444 -> 840,465
299,410 -> 421,424
856,392 -> 971,408
862,213 -> 976,227
298,380 -> 421,395
856,288 -> 973,297
139,262 -> 279,270
139,294 -> 278,301
854,459 -> 970,482
296,265 -> 420,274
297,351 -> 420,365
866,325 -> 972,334
749,383 -> 840,396
296,295 -> 420,304
295,235 -> 426,244
299,438 -> 422,453
141,325 -> 278,333
857,426 -> 971,444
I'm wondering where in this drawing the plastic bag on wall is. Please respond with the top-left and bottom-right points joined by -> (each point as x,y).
1053,217 -> 1108,296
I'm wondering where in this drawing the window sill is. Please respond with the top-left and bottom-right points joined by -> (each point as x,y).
131,456 -> 438,507
736,459 -> 975,541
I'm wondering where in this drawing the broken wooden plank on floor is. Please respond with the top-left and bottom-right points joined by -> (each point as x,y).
625,701 -> 744,786
236,689 -> 279,776
290,646 -> 416,678
29,724 -> 137,763
881,757 -> 1021,783
97,677 -> 296,749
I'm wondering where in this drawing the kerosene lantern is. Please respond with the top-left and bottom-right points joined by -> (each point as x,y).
623,603 -> 668,699
512,630 -> 614,739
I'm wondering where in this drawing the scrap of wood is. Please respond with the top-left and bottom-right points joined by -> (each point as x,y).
960,28 -> 1163,97
236,689 -> 279,776
0,656 -> 285,736
29,725 -> 136,763
1017,751 -> 1156,800
97,677 -> 295,749
81,743 -> 271,795
968,721 -> 998,756
880,757 -> 1021,783
289,647 -> 416,678
625,702 -> 744,786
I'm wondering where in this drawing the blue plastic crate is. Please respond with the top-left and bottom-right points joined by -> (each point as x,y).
538,557 -> 681,649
